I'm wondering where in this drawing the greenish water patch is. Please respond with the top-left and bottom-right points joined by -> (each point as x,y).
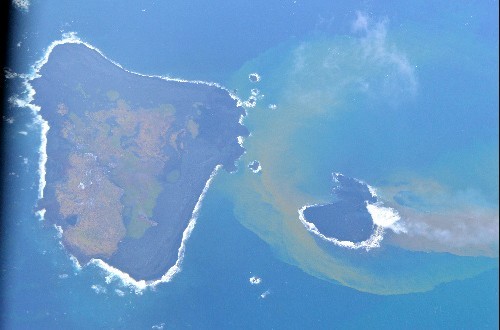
166,169 -> 181,183
220,16 -> 498,294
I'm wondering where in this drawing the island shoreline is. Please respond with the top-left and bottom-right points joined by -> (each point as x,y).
22,32 -> 247,293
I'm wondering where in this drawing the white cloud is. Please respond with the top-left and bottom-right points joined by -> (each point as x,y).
287,12 -> 418,110
354,12 -> 418,99
115,289 -> 125,297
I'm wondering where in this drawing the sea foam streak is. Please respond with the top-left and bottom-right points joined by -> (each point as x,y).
298,173 -> 404,251
21,32 -> 245,293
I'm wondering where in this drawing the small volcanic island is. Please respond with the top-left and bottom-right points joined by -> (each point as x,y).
301,174 -> 376,243
33,43 -> 248,281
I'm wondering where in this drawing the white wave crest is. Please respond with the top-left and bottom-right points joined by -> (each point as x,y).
91,284 -> 107,295
237,136 -> 245,148
366,184 -> 378,198
21,32 -> 246,203
37,118 -> 50,199
248,160 -> 262,174
152,322 -> 166,329
248,73 -> 261,82
115,289 -> 125,297
35,208 -> 46,221
249,276 -> 262,285
351,175 -> 378,198
69,254 -> 82,271
53,224 -> 63,238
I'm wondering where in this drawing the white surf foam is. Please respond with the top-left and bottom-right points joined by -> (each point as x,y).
152,322 -> 166,329
69,254 -> 83,271
237,136 -> 245,148
35,208 -> 46,221
249,276 -> 262,285
366,184 -> 378,198
352,176 -> 378,198
115,289 -> 125,297
20,32 -> 247,201
91,284 -> 107,295
39,33 -> 247,108
248,73 -> 261,82
243,95 -> 258,108
248,160 -> 262,174
53,224 -> 63,238
9,62 -> 50,202
37,119 -> 50,199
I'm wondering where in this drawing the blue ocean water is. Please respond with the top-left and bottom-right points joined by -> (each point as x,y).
3,0 -> 498,328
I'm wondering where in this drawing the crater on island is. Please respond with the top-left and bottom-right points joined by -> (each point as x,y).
33,43 -> 248,281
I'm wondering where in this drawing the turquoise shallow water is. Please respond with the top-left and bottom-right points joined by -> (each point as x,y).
2,0 -> 498,328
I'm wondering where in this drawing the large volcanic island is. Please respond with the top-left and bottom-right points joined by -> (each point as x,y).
32,43 -> 248,281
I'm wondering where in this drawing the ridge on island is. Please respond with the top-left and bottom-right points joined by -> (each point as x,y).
32,43 -> 248,282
